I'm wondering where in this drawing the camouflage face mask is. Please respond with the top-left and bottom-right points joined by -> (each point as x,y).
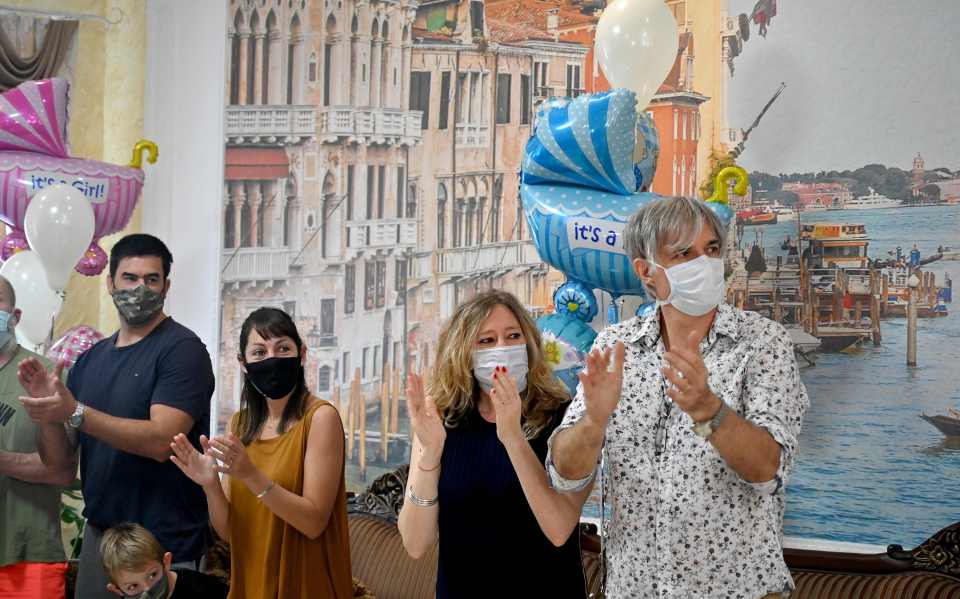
112,284 -> 165,326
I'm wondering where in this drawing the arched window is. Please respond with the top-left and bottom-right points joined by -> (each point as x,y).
437,183 -> 447,249
454,199 -> 465,248
323,15 -> 337,105
407,182 -> 417,218
287,15 -> 302,104
681,157 -> 687,196
263,11 -> 278,103
283,178 -> 297,247
229,12 -> 244,104
247,10 -> 260,104
380,21 -> 390,107
369,20 -> 379,106
321,173 -> 335,258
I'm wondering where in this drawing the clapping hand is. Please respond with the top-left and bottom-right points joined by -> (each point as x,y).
406,373 -> 446,469
578,342 -> 626,427
662,330 -> 721,423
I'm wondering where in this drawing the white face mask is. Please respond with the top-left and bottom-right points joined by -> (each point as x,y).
650,255 -> 726,316
472,344 -> 529,394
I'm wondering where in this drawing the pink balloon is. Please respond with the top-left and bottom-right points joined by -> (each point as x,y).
0,228 -> 29,261
0,78 -> 68,158
0,79 -> 154,270
76,241 -> 108,276
46,325 -> 105,369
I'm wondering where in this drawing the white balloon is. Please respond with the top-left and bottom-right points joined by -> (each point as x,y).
595,0 -> 679,108
0,250 -> 62,345
24,183 -> 95,292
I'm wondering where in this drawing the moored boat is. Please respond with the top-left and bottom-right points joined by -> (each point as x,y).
919,413 -> 960,437
737,208 -> 777,225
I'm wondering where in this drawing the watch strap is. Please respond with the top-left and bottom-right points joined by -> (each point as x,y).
693,399 -> 728,439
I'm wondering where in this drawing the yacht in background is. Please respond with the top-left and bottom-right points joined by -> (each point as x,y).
845,188 -> 903,210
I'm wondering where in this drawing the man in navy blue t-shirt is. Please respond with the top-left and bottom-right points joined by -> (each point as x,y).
18,234 -> 215,599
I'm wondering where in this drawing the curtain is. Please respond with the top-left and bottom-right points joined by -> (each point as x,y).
0,19 -> 77,91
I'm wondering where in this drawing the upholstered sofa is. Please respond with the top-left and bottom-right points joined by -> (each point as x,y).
347,466 -> 960,599
66,466 -> 960,598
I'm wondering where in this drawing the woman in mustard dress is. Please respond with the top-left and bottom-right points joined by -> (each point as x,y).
171,307 -> 351,598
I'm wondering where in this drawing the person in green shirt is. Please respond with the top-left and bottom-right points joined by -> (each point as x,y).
0,274 -> 76,597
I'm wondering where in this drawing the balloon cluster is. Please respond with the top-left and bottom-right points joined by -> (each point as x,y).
0,78 -> 157,346
521,0 -> 746,393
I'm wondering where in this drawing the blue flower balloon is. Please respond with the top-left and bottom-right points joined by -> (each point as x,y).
554,281 -> 598,322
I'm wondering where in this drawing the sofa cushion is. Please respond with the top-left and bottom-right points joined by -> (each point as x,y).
348,514 -> 438,599
792,571 -> 960,599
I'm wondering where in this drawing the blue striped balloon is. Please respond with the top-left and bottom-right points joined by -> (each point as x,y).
523,89 -> 640,196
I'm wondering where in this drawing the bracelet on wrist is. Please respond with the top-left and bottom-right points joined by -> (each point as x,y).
255,480 -> 275,500
406,487 -> 438,507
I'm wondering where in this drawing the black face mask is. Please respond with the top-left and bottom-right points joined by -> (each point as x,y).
245,356 -> 302,400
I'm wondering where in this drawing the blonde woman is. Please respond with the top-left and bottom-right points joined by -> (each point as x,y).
398,290 -> 591,598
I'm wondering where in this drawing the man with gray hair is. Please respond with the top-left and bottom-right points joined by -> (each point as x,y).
546,196 -> 808,598
0,275 -> 75,596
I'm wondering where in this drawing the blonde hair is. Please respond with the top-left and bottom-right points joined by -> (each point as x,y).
99,523 -> 165,582
428,289 -> 570,438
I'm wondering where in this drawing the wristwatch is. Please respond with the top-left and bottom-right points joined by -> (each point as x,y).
67,401 -> 86,429
692,400 -> 728,439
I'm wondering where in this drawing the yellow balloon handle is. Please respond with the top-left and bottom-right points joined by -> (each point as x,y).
129,140 -> 159,169
706,166 -> 748,205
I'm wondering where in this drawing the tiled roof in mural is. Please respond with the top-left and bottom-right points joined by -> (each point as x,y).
486,17 -> 554,43
486,0 -> 600,34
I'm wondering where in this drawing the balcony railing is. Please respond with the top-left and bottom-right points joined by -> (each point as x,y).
455,122 -> 489,147
436,240 -> 542,277
224,105 -> 316,144
318,107 -> 423,145
221,247 -> 292,284
533,86 -> 586,99
345,218 -> 417,249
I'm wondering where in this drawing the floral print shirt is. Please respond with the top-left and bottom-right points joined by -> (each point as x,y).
547,304 -> 809,598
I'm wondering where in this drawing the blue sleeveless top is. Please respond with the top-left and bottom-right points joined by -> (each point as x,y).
436,405 -> 587,598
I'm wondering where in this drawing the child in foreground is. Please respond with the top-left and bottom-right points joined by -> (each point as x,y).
99,523 -> 227,599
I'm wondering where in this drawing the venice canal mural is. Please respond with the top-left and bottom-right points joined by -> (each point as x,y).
217,0 -> 959,547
